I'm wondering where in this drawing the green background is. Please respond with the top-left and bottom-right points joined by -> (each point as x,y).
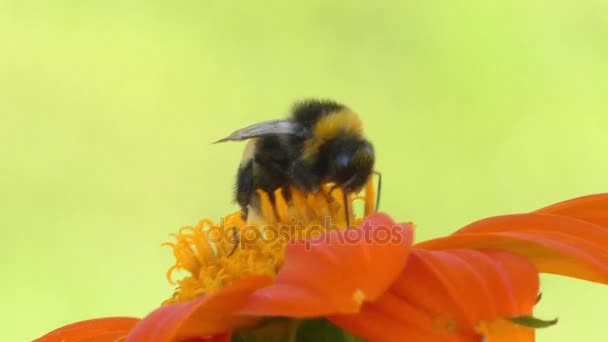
2,1 -> 607,341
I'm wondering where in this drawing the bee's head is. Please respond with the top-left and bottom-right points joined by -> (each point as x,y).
325,136 -> 375,192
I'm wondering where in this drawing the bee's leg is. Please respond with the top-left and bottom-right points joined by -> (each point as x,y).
227,227 -> 240,257
373,170 -> 382,212
280,185 -> 292,202
236,160 -> 255,218
264,186 -> 282,220
240,206 -> 249,221
233,161 -> 254,255
253,169 -> 285,221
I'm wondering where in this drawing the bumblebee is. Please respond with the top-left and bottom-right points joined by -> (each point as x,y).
215,99 -> 377,222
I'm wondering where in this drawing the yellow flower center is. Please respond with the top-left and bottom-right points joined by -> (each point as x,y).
162,180 -> 377,304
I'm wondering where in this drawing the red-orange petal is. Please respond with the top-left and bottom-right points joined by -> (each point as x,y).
477,318 -> 534,342
419,213 -> 608,283
126,276 -> 273,342
178,336 -> 231,342
535,193 -> 608,228
34,317 -> 140,342
329,299 -> 471,342
238,213 -> 413,317
329,249 -> 538,341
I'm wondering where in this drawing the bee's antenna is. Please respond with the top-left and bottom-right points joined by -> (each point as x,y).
329,185 -> 351,228
373,171 -> 382,212
227,227 -> 240,257
343,190 -> 351,228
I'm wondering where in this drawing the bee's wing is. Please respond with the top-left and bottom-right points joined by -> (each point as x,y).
213,119 -> 308,143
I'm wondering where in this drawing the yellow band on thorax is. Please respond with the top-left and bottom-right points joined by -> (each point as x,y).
302,110 -> 363,161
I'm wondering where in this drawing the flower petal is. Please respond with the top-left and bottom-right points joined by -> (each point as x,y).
476,318 -> 534,342
126,276 -> 272,342
329,249 -> 538,341
535,193 -> 608,228
419,213 -> 608,283
34,317 -> 140,342
329,299 -> 470,342
178,336 -> 231,342
238,213 -> 413,317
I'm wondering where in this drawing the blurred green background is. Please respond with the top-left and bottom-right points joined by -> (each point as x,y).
1,1 -> 607,341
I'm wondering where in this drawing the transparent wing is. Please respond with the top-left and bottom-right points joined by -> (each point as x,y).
213,119 -> 308,143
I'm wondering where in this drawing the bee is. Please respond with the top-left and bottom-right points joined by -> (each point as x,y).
215,99 -> 378,224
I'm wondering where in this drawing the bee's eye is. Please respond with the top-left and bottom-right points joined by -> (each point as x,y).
336,153 -> 351,169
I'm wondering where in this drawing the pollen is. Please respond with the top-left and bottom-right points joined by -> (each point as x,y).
162,180 -> 378,305
352,289 -> 366,307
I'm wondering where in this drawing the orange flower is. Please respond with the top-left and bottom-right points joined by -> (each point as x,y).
35,184 -> 608,342
35,317 -> 140,342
